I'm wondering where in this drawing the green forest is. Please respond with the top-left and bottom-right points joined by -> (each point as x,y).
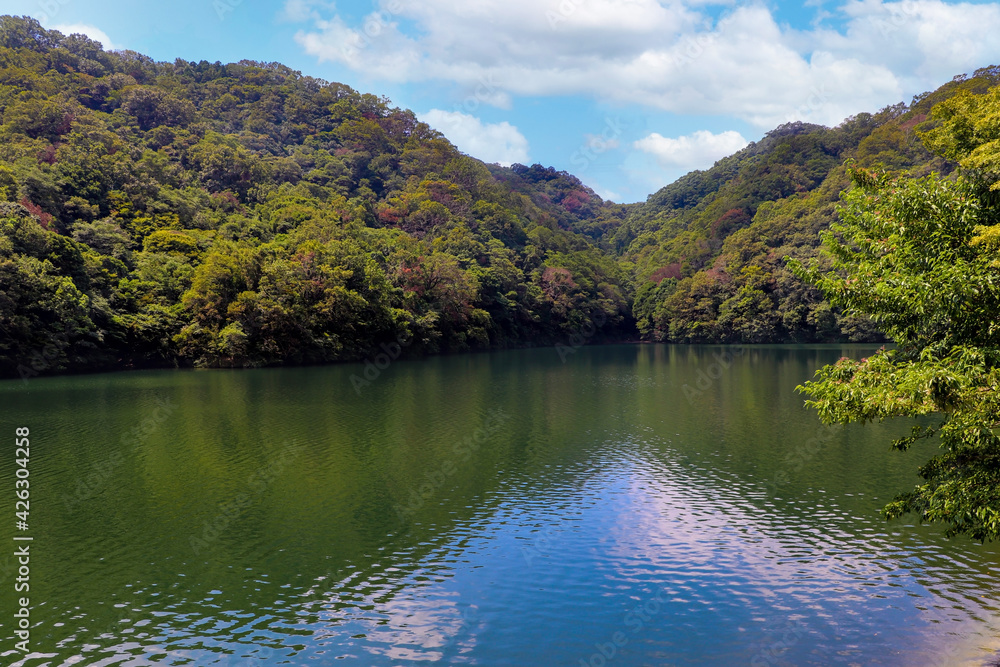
1,13 -> 999,378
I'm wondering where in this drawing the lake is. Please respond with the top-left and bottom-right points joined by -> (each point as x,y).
2,344 -> 999,666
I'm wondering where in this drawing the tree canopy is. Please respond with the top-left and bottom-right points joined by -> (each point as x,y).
0,15 -> 633,376
790,87 -> 1000,539
3,13 -> 1000,381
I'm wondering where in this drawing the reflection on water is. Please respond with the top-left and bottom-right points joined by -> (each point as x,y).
1,344 -> 998,666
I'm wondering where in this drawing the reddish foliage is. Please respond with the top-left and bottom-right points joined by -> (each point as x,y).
422,181 -> 454,206
294,250 -> 317,272
541,266 -> 577,296
55,112 -> 75,135
38,144 -> 57,165
702,268 -> 730,283
542,266 -> 574,283
898,114 -> 927,134
211,191 -> 243,212
710,208 -> 751,238
396,263 -> 424,295
20,198 -> 54,230
561,189 -> 590,213
377,204 -> 402,225
540,266 -> 578,315
649,263 -> 683,283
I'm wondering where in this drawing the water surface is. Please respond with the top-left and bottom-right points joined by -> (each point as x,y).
1,344 -> 999,666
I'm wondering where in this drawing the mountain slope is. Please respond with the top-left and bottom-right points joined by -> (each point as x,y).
621,67 -> 1000,343
0,15 -> 632,377
2,12 -> 999,378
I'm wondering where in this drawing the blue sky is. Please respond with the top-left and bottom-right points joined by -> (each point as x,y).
8,0 -> 1000,202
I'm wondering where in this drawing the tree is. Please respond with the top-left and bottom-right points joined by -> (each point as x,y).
921,84 -> 1000,188
0,203 -> 103,375
789,164 -> 1000,541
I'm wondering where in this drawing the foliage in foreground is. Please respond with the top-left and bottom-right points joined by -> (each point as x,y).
791,158 -> 1000,541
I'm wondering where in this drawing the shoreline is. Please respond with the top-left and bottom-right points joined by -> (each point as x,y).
0,338 -> 892,384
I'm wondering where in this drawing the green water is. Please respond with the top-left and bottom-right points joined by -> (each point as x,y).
1,344 -> 999,666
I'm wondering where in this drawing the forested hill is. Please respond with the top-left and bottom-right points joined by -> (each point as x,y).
621,67 -> 1000,344
0,16 -> 633,377
0,14 -> 998,378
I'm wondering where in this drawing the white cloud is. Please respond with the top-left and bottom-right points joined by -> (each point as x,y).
291,0 -> 1000,128
279,0 -> 337,22
634,130 -> 748,170
586,134 -> 621,151
804,0 -> 1000,93
281,0 -> 315,22
417,109 -> 530,167
50,24 -> 118,50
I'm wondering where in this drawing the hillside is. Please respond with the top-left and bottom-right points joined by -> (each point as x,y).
0,16 -> 632,377
617,68 -> 1000,343
2,13 -> 999,377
